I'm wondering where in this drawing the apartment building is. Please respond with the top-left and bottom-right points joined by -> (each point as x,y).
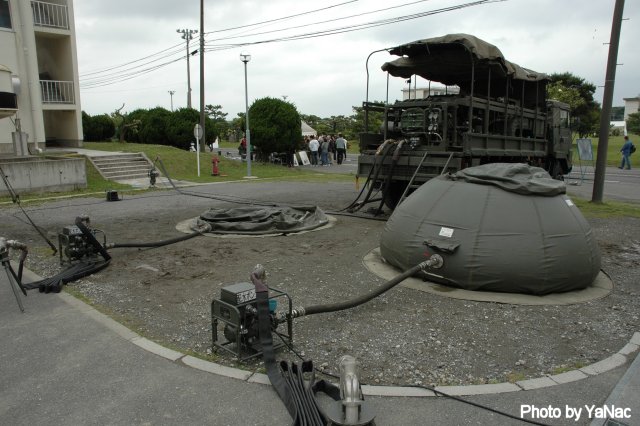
0,0 -> 82,154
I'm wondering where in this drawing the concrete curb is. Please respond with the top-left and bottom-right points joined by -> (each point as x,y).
57,289 -> 640,398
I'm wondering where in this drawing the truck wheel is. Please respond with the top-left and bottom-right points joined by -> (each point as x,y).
383,181 -> 408,209
550,161 -> 564,180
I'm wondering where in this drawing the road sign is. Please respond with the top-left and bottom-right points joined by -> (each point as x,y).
193,123 -> 203,140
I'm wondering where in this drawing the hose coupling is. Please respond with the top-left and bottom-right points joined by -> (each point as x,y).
252,264 -> 266,281
0,237 -> 28,256
325,355 -> 375,425
278,307 -> 306,324
420,253 -> 443,270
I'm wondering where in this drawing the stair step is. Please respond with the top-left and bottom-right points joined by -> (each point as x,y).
110,172 -> 152,180
100,164 -> 152,172
92,159 -> 149,166
87,152 -> 156,182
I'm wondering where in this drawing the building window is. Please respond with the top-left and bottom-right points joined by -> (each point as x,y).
0,0 -> 11,29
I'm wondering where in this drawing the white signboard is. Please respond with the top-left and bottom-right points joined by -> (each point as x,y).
576,138 -> 593,161
298,151 -> 311,166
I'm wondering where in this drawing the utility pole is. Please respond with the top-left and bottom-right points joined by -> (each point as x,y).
168,90 -> 175,111
176,28 -> 197,109
592,0 -> 625,203
199,0 -> 205,152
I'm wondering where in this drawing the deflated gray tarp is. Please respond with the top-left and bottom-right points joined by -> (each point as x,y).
450,163 -> 566,196
198,205 -> 328,235
380,163 -> 601,295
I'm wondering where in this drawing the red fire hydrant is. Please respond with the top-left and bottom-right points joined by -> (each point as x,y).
211,155 -> 220,176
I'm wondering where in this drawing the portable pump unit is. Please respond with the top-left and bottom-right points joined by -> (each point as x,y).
211,281 -> 293,360
58,218 -> 106,265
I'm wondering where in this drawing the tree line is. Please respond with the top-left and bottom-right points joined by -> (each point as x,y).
81,72 -> 636,155
81,96 -> 380,159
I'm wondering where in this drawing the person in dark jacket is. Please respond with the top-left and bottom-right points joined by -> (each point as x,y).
619,135 -> 634,170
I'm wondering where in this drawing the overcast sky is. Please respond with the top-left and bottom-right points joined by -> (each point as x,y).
74,0 -> 640,119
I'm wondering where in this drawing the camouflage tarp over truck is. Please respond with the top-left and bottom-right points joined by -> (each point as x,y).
355,34 -> 572,211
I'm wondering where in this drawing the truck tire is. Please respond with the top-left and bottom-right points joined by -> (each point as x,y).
383,181 -> 408,209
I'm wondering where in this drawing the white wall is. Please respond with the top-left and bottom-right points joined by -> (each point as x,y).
624,98 -> 639,121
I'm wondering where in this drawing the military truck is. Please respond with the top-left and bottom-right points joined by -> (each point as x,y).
355,34 -> 572,211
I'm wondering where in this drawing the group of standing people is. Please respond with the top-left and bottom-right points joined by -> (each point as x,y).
304,134 -> 348,166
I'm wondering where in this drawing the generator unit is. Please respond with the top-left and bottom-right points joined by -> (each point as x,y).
211,282 -> 292,360
58,222 -> 106,265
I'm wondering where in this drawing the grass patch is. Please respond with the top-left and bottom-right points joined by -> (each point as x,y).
83,141 -> 344,183
574,133 -> 638,167
551,361 -> 586,375
505,371 -> 526,383
571,196 -> 640,218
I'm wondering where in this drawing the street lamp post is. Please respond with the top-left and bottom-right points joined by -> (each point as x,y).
168,90 -> 175,111
240,52 -> 253,178
176,28 -> 197,109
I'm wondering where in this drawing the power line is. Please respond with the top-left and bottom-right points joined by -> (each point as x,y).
202,0 -> 437,44
203,0 -> 359,36
203,1 -> 499,51
80,42 -> 185,77
78,0 -> 501,89
78,1 -> 358,81
81,55 -> 187,89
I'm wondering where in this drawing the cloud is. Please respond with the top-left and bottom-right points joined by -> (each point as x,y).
75,0 -> 640,118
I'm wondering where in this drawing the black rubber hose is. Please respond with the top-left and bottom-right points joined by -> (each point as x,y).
75,217 -> 111,261
339,143 -> 382,212
302,260 -> 427,316
375,139 -> 405,215
350,141 -> 395,212
107,230 -> 204,249
23,259 -> 110,291
106,221 -> 211,249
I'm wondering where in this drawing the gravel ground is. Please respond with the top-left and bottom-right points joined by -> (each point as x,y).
2,180 -> 639,387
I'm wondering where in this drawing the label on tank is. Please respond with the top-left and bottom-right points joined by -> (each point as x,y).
439,227 -> 454,238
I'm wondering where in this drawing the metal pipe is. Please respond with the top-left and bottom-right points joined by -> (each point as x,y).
364,48 -> 389,132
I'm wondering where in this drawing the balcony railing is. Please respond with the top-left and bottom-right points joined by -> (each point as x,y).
40,80 -> 75,104
31,1 -> 69,30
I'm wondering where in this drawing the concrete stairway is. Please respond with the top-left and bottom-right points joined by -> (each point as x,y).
87,152 -> 157,181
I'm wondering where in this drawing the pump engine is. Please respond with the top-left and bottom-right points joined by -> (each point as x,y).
58,218 -> 106,265
211,281 -> 292,360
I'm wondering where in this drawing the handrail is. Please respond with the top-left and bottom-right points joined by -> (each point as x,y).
31,1 -> 69,30
40,80 -> 75,104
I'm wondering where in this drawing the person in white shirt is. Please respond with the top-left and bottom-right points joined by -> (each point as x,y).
308,136 -> 320,166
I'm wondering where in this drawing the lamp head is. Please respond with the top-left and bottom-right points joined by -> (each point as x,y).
240,52 -> 251,63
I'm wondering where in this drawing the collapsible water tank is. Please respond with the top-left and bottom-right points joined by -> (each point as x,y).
380,164 -> 601,295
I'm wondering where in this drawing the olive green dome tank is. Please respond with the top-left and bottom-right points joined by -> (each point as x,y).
380,163 -> 601,295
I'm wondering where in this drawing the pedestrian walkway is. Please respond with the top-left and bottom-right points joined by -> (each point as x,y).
1,264 -> 638,425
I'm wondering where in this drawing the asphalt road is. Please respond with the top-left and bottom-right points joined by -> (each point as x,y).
565,166 -> 640,204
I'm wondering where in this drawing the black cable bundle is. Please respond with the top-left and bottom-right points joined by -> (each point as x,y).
252,271 -> 360,426
23,216 -> 112,293
23,259 -> 110,293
